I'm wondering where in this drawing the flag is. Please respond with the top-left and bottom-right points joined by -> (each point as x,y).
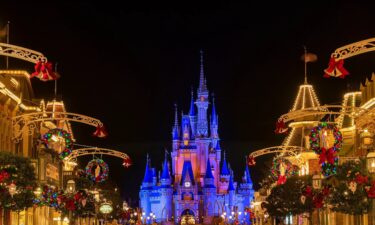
301,52 -> 318,63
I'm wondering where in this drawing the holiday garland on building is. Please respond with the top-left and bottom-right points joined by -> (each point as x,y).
326,160 -> 371,215
309,122 -> 342,176
0,152 -> 37,211
41,128 -> 73,160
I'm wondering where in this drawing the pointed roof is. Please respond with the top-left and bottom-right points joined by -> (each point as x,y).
181,161 -> 195,185
291,83 -> 321,111
205,158 -> 214,179
189,90 -> 196,116
221,151 -> 230,176
143,155 -> 153,183
244,164 -> 252,184
228,174 -> 235,191
215,141 -> 221,150
161,152 -> 170,180
211,96 -> 218,125
172,104 -> 179,140
336,92 -> 362,128
198,50 -> 208,94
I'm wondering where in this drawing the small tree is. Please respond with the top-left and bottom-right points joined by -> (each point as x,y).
264,175 -> 313,220
326,159 -> 371,215
0,152 -> 37,212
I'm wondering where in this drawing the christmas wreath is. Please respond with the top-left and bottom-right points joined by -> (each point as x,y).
41,128 -> 73,160
271,158 -> 299,185
310,122 -> 342,176
85,159 -> 109,183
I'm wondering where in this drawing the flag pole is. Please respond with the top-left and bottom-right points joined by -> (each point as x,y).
304,45 -> 307,84
6,21 -> 10,69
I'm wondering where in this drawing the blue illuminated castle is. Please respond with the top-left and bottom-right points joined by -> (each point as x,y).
139,51 -> 254,224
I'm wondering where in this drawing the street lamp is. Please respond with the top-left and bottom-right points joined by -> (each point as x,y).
364,130 -> 375,173
66,180 -> 75,193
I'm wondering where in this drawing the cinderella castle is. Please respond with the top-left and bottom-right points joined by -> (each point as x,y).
139,52 -> 255,224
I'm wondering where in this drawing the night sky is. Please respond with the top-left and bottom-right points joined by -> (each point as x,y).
1,2 -> 375,204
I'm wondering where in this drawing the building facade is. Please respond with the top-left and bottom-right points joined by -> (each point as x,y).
139,53 -> 254,224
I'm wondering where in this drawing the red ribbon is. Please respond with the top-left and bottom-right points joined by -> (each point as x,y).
0,170 -> 10,183
321,187 -> 330,196
93,124 -> 108,138
319,148 -> 336,164
247,156 -> 256,166
30,61 -> 58,81
313,194 -> 324,209
123,158 -> 132,168
274,119 -> 288,134
323,57 -> 349,78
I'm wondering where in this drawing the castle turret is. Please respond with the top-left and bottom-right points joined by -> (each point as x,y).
140,155 -> 153,218
203,158 -> 216,216
228,173 -> 235,208
159,153 -> 173,222
189,90 -> 197,138
210,96 -> 219,140
220,151 -> 230,181
196,50 -> 209,137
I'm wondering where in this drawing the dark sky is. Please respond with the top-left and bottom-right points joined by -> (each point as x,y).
1,2 -> 375,203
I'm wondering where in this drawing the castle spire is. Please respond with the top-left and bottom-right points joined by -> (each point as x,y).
198,49 -> 207,93
205,158 -> 214,179
221,151 -> 230,176
172,104 -> 179,140
161,151 -> 170,180
143,154 -> 153,183
211,94 -> 218,125
189,89 -> 196,116
228,173 -> 235,191
244,159 -> 252,184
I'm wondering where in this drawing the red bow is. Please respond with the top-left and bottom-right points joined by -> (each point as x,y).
319,148 -> 336,165
247,156 -> 256,166
30,61 -> 59,81
323,57 -> 349,78
274,119 -> 288,134
277,175 -> 287,185
93,124 -> 108,138
123,158 -> 132,168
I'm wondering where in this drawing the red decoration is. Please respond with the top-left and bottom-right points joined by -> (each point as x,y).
323,57 -> 349,78
319,148 -> 337,165
247,156 -> 256,166
277,175 -> 287,185
321,186 -> 330,196
30,60 -> 59,81
313,194 -> 324,209
355,174 -> 369,185
66,199 -> 76,211
93,124 -> 108,138
366,181 -> 375,198
274,118 -> 288,134
122,158 -> 132,168
0,170 -> 10,183
303,186 -> 313,197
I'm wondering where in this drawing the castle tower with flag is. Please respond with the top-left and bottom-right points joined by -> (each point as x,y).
139,51 -> 254,224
